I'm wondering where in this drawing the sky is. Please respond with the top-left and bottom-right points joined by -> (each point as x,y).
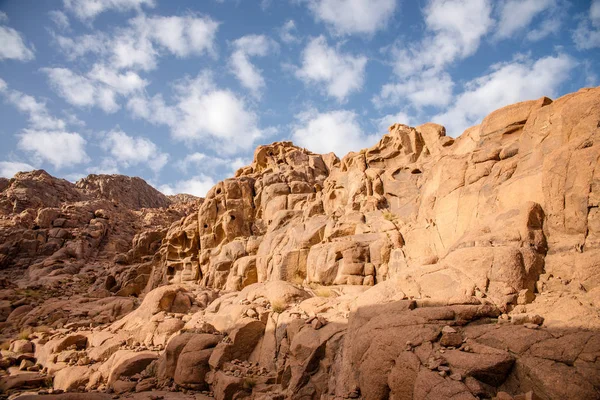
0,0 -> 598,197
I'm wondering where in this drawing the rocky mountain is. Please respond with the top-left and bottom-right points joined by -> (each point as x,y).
0,87 -> 599,400
75,174 -> 172,210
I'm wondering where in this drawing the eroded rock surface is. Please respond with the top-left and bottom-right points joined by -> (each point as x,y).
1,87 -> 599,399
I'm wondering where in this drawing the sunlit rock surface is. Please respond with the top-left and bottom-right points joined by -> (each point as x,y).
1,87 -> 599,399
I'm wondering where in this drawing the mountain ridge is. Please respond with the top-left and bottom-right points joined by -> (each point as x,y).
0,86 -> 599,399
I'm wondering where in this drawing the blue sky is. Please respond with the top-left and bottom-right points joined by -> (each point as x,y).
0,0 -> 598,196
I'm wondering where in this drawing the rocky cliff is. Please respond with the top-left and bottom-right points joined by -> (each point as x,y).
0,87 -> 599,400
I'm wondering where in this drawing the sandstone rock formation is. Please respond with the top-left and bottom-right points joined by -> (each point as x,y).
75,174 -> 172,210
0,87 -> 599,399
0,172 -> 196,334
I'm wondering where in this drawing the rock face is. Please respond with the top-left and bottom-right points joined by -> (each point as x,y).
0,170 -> 84,215
0,87 -> 599,400
154,87 -> 600,325
0,172 -> 194,334
75,174 -> 172,210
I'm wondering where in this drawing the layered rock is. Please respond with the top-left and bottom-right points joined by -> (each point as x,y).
0,173 -> 195,339
0,87 -> 599,400
154,141 -> 333,291
75,174 -> 171,210
152,87 -> 600,326
0,170 -> 84,215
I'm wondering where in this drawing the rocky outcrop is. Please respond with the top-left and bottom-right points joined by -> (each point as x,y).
0,170 -> 84,215
153,87 -> 600,325
0,87 -> 599,399
153,141 -> 332,290
75,174 -> 171,210
0,173 -> 195,341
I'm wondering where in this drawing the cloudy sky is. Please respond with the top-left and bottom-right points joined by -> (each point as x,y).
0,0 -> 598,196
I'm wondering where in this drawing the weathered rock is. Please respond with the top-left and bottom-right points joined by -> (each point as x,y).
0,372 -> 47,391
173,333 -> 221,388
209,318 -> 266,369
10,339 -> 34,354
208,370 -> 248,400
1,87 -> 600,400
53,365 -> 93,391
101,350 -> 158,386
157,331 -> 222,389
109,285 -> 191,345
75,174 -> 171,210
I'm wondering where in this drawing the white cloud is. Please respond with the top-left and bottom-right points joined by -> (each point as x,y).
494,0 -> 557,40
63,0 -> 155,20
54,32 -> 109,60
4,90 -> 66,130
230,52 -> 264,94
593,0 -> 600,21
64,112 -> 86,128
0,80 -> 67,130
526,15 -> 561,41
573,22 -> 600,50
583,60 -> 598,87
87,64 -> 148,94
42,66 -> 147,113
49,10 -> 70,30
17,130 -> 89,169
176,152 -> 249,175
127,94 -> 177,126
280,20 -> 300,44
377,0 -> 492,109
0,12 -> 7,23
43,67 -> 116,112
376,70 -> 454,108
292,109 -> 379,156
53,14 -> 219,71
295,36 -> 367,101
0,25 -> 35,61
102,129 -> 168,172
573,0 -> 600,50
375,111 -> 415,133
111,14 -> 219,71
171,73 -> 267,152
392,0 -> 492,77
0,83 -> 89,172
175,153 -> 211,172
128,71 -> 272,154
433,54 -> 575,137
111,25 -> 157,71
86,159 -> 120,175
229,34 -> 276,96
159,174 -> 216,197
150,15 -> 219,57
230,157 -> 249,172
0,161 -> 36,178
305,0 -> 397,35
233,35 -> 276,58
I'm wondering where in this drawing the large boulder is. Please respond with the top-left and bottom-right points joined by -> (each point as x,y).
209,318 -> 266,369
96,350 -> 158,387
109,285 -> 192,346
174,334 -> 222,388
53,366 -> 94,391
157,332 -> 222,389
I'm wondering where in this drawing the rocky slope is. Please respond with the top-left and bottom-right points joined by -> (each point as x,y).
0,87 -> 599,400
